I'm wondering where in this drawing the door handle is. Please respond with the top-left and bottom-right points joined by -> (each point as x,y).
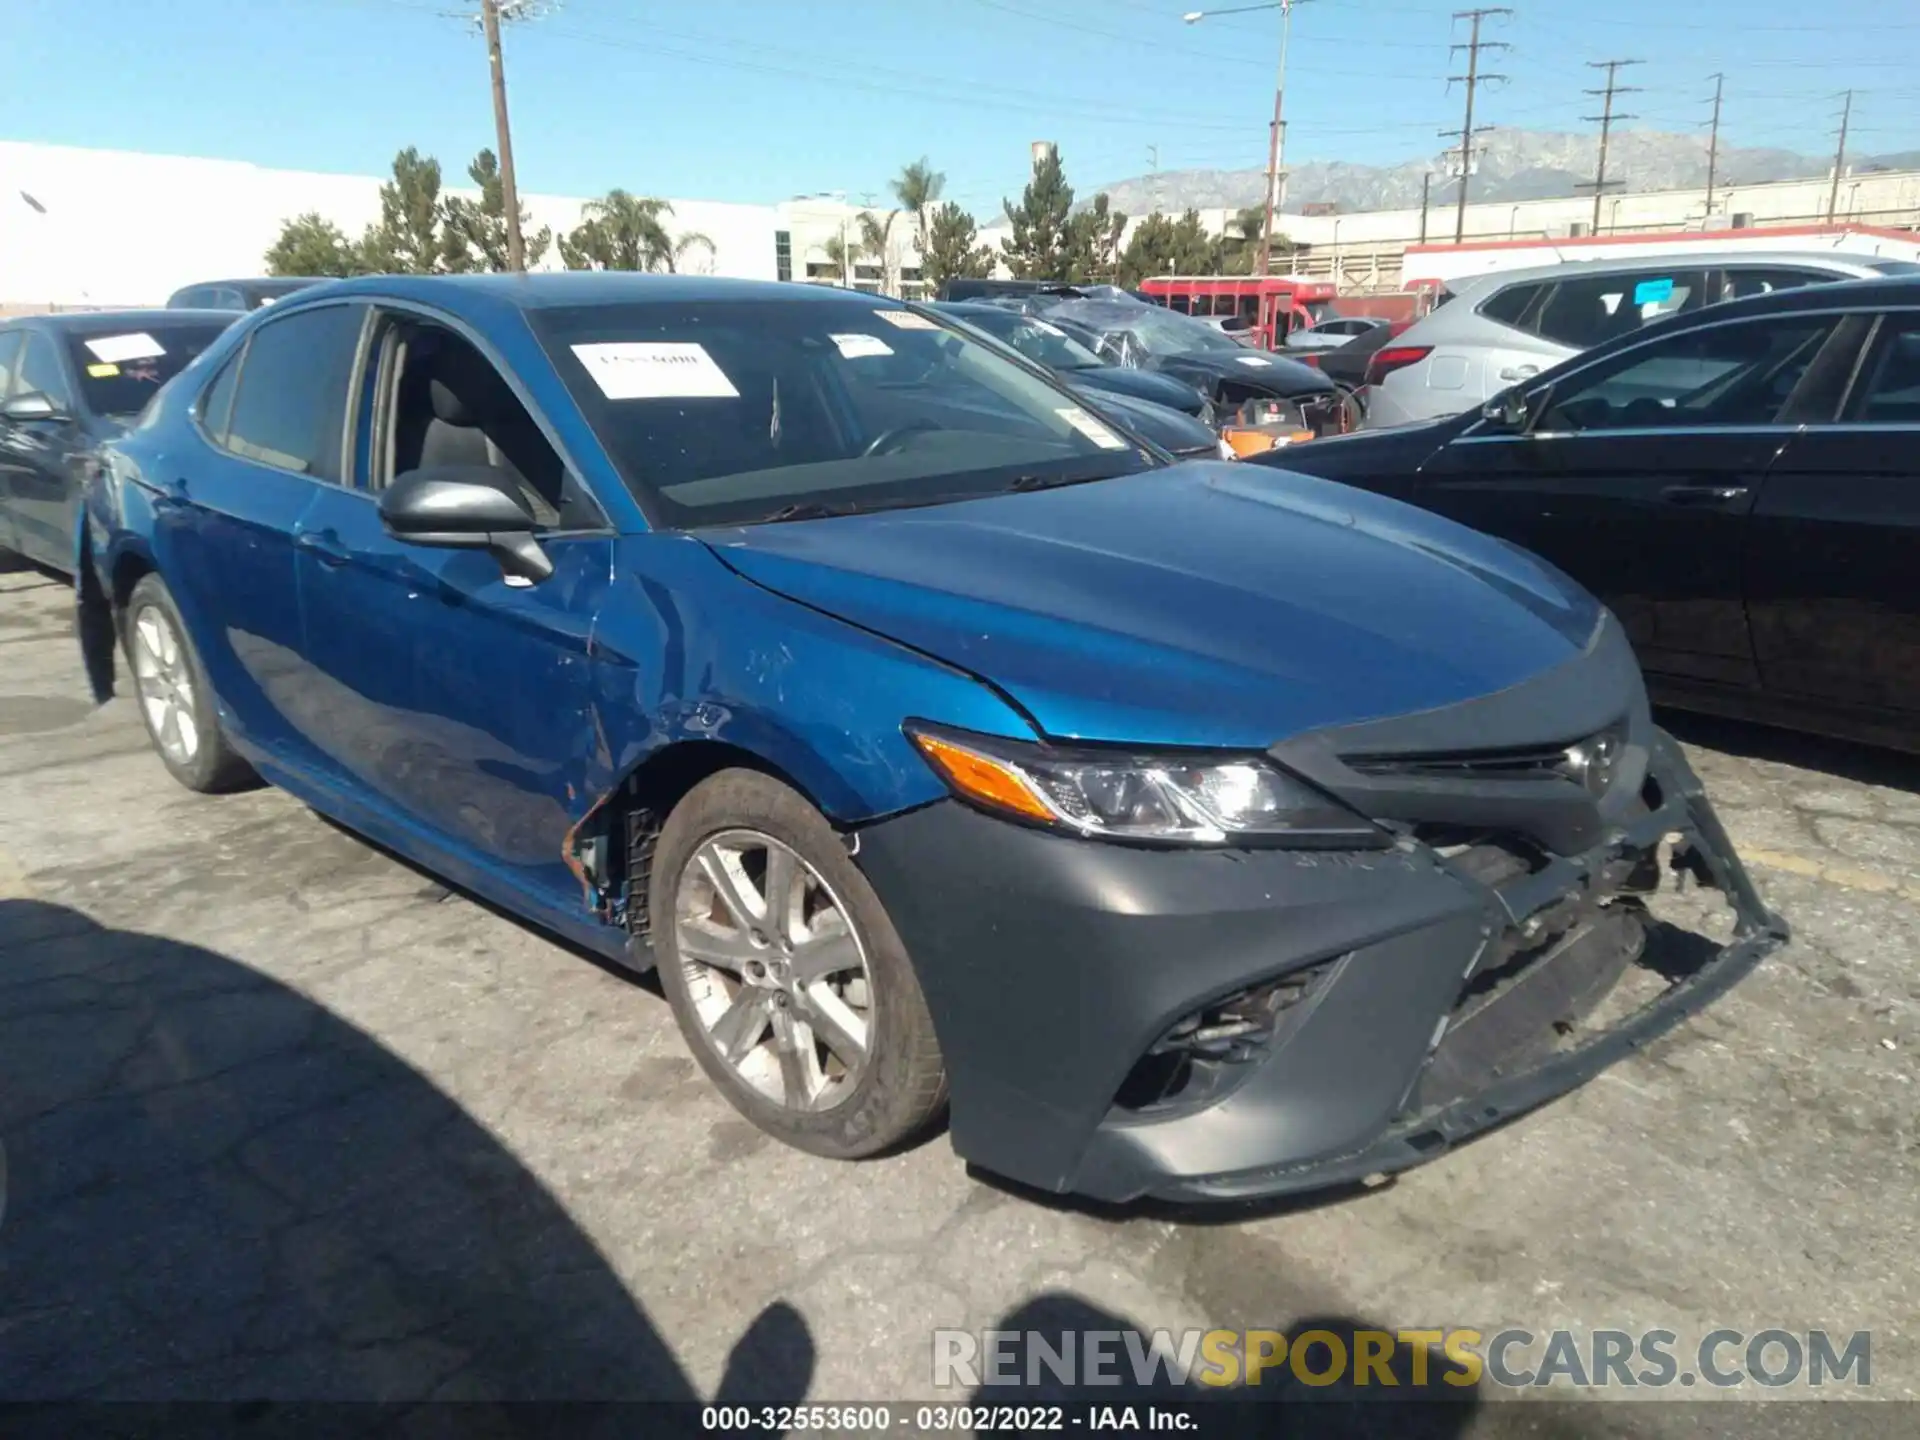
296,528 -> 351,566
1498,364 -> 1540,381
1660,484 -> 1749,506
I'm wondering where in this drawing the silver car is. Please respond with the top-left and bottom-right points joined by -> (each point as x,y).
1364,250 -> 1920,428
1284,315 -> 1389,352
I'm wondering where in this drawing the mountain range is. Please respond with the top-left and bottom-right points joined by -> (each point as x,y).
1087,128 -> 1920,215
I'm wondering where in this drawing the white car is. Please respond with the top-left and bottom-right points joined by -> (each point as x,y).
1284,316 -> 1389,352
1363,250 -> 1920,428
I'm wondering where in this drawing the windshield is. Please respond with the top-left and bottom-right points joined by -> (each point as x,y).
1047,299 -> 1248,358
948,308 -> 1106,371
65,321 -> 231,418
533,298 -> 1156,528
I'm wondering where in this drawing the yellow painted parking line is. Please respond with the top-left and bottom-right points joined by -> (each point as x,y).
1741,846 -> 1920,905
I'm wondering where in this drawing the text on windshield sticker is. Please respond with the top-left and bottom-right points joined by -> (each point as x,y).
1056,407 -> 1128,450
571,342 -> 740,400
830,333 -> 894,359
85,333 -> 166,364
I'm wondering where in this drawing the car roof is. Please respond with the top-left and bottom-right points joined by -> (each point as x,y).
1,308 -> 239,332
178,277 -> 326,288
306,273 -> 891,317
1447,249 -> 1903,295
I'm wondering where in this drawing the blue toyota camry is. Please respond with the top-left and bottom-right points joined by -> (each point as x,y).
78,273 -> 1784,1202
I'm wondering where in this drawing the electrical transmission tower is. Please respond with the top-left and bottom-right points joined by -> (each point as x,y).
1439,8 -> 1510,244
1577,59 -> 1642,234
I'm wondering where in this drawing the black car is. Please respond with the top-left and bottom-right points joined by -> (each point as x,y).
934,301 -> 1212,420
1037,296 -> 1347,432
1300,320 -> 1395,396
0,311 -> 236,572
1255,273 -> 1920,753
166,277 -> 328,311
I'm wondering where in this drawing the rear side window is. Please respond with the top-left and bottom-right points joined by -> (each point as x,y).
220,304 -> 365,481
1532,270 -> 1707,350
197,353 -> 242,442
1477,283 -> 1541,329
1843,320 -> 1920,425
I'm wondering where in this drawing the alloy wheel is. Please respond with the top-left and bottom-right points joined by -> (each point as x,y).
130,604 -> 199,766
674,828 -> 873,1112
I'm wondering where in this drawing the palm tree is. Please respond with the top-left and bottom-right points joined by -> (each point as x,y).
891,157 -> 946,272
857,210 -> 900,295
821,234 -> 857,285
558,190 -> 675,271
1220,205 -> 1269,274
663,230 -> 716,274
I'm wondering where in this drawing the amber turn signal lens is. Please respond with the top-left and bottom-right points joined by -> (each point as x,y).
909,731 -> 1055,822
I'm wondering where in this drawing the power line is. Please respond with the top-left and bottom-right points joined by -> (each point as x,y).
1440,7 -> 1510,244
1576,58 -> 1642,233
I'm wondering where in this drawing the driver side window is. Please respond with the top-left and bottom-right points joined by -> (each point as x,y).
371,317 -> 603,533
1534,318 -> 1832,434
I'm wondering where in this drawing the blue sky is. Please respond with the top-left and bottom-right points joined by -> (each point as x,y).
9,0 -> 1918,217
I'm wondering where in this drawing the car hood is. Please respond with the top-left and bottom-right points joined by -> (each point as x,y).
700,463 -> 1603,750
1066,384 -> 1218,455
1062,365 -> 1207,414
1148,350 -> 1334,397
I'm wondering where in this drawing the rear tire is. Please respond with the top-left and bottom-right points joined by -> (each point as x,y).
121,573 -> 254,794
651,769 -> 947,1159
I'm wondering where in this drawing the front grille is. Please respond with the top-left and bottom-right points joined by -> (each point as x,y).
1344,721 -> 1629,799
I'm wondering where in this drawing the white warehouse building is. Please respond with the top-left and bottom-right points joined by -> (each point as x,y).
0,140 -> 924,311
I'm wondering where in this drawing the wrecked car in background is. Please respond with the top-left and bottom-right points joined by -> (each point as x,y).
78,272 -> 1785,1202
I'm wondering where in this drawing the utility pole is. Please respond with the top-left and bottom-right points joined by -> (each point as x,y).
1148,144 -> 1159,215
1418,171 -> 1432,244
1702,73 -> 1724,218
1827,90 -> 1853,223
1258,0 -> 1307,276
479,0 -> 527,272
1440,8 -> 1509,245
1577,59 -> 1642,234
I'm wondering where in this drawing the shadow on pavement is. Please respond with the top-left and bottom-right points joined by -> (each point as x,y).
0,898 -> 813,1421
967,1292 -> 1487,1439
1659,707 -> 1920,794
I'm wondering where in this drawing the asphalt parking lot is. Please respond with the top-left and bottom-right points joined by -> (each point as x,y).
1,557 -> 1914,1429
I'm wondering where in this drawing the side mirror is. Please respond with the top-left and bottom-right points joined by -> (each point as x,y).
2,392 -> 66,424
378,465 -> 554,585
1481,386 -> 1533,433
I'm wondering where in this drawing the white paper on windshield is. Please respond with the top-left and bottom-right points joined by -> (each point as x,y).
830,333 -> 894,359
1057,406 -> 1128,450
1235,355 -> 1274,367
875,310 -> 939,330
1032,320 -> 1068,337
85,332 -> 166,364
571,342 -> 739,400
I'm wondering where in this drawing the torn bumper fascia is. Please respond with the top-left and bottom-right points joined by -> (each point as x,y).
852,728 -> 1786,1204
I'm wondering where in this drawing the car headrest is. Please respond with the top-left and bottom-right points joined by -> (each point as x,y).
427,344 -> 517,429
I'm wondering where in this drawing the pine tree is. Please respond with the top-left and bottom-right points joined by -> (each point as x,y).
999,147 -> 1076,280
357,147 -> 449,275
444,149 -> 552,273
263,213 -> 360,277
921,204 -> 995,291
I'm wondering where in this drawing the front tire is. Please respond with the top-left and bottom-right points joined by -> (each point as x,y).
651,769 -> 947,1159
122,573 -> 253,794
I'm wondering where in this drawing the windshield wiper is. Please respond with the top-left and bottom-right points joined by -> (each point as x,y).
1004,471 -> 1122,494
760,500 -> 866,524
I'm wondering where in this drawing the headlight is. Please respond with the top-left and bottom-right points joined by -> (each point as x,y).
906,724 -> 1385,846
